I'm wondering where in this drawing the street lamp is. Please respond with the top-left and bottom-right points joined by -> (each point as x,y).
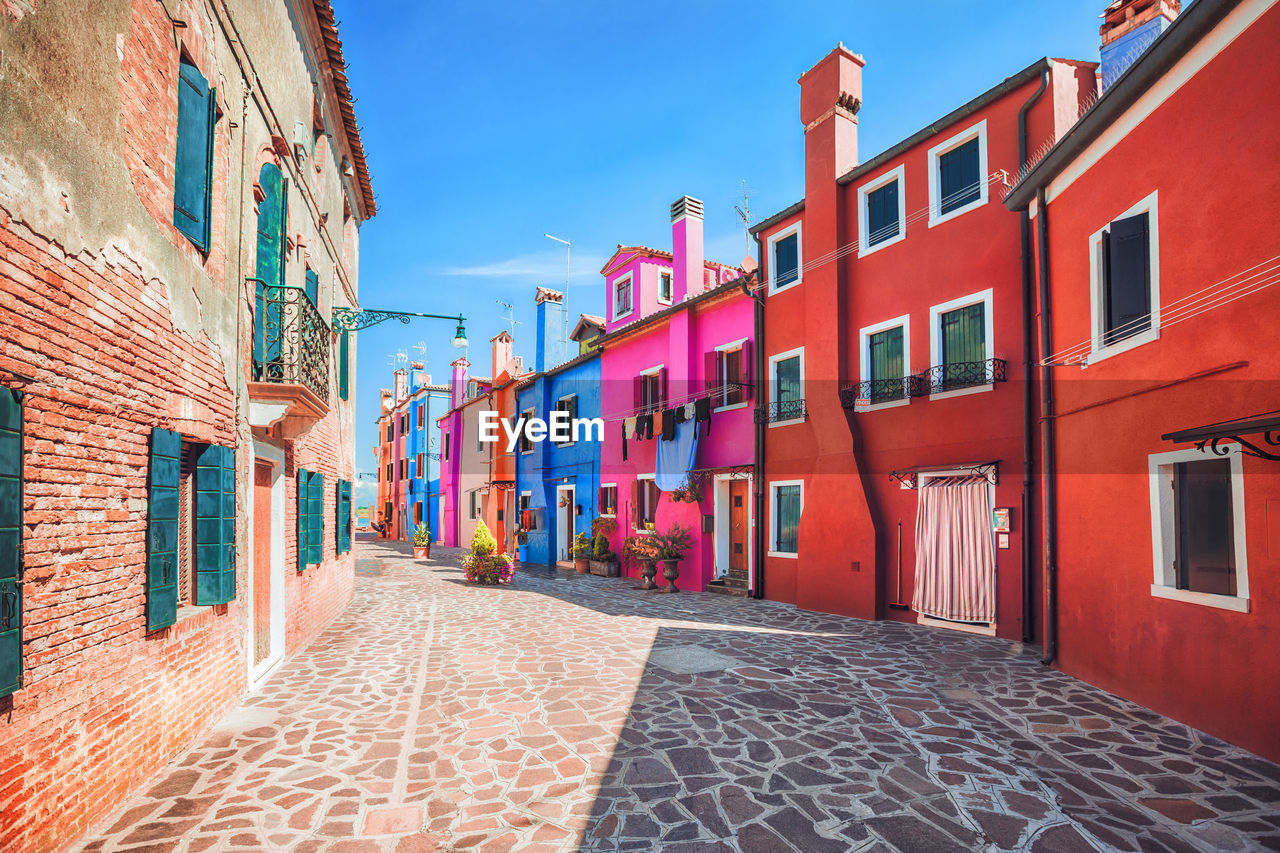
452,321 -> 468,349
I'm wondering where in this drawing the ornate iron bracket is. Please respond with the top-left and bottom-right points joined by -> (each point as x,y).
890,461 -> 998,490
331,307 -> 466,334
1198,432 -> 1280,461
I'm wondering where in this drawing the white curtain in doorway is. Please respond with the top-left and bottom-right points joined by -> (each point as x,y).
912,476 -> 995,623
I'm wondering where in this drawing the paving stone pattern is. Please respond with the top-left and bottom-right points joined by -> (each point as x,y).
77,536 -> 1280,852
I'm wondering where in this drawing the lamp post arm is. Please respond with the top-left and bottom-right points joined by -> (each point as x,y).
331,307 -> 466,333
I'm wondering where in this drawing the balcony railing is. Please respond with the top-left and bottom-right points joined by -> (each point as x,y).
839,375 -> 925,408
920,358 -> 1006,394
254,285 -> 330,401
756,399 -> 808,424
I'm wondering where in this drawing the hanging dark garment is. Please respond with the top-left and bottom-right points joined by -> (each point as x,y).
621,422 -> 628,461
638,413 -> 653,440
694,397 -> 712,437
661,408 -> 676,441
674,405 -> 688,424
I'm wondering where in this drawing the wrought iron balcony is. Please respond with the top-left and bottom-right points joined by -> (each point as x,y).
253,285 -> 330,401
756,399 -> 808,424
839,375 -> 925,409
919,358 -> 1006,394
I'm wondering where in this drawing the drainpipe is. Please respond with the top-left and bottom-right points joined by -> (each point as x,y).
1017,64 -> 1049,644
1036,186 -> 1059,666
748,234 -> 767,600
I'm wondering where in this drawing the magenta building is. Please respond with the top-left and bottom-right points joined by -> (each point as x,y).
596,196 -> 756,594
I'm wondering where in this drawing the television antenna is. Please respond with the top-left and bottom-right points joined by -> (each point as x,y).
495,300 -> 522,337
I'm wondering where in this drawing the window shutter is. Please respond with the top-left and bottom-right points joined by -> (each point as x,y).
740,341 -> 753,398
629,480 -> 639,529
338,331 -> 350,401
633,376 -> 643,411
304,268 -> 319,306
308,471 -> 324,565
569,395 -> 578,423
598,486 -> 606,512
279,177 -> 290,288
193,443 -> 236,605
1103,212 -> 1151,344
146,428 -> 181,630
174,60 -> 214,252
658,369 -> 668,408
336,479 -> 351,555
297,468 -> 310,570
0,387 -> 23,695
704,351 -> 718,395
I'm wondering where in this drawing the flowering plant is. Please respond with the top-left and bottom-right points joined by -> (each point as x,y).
623,534 -> 661,564
573,532 -> 593,558
462,520 -> 515,585
591,516 -> 617,537
652,523 -> 694,561
670,476 -> 702,504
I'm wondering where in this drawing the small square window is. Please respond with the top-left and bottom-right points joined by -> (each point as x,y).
659,272 -> 673,303
769,228 -> 801,292
866,179 -> 900,247
599,484 -> 618,517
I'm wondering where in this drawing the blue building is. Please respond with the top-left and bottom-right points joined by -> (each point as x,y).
377,365 -> 450,541
515,288 -> 602,566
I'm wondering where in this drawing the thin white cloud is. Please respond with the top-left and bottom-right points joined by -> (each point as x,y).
442,249 -> 608,286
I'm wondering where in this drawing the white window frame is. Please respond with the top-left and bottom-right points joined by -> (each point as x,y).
928,288 -> 994,401
767,223 -> 803,294
657,270 -> 673,305
639,364 -> 664,414
599,482 -> 617,518
554,394 -> 577,446
519,407 -> 535,455
1087,190 -> 1160,365
768,479 -> 803,558
857,164 -> 907,257
857,314 -> 911,412
713,337 -> 749,413
635,473 -> 658,533
927,119 -> 988,228
1147,445 -> 1249,613
767,346 -> 805,428
612,272 -> 634,321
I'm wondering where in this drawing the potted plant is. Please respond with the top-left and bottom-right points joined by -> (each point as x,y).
462,520 -> 515,585
623,534 -> 662,590
651,523 -> 694,593
572,531 -> 592,573
588,532 -> 619,577
411,523 -> 432,560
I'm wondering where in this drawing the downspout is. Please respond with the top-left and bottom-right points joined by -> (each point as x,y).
1017,64 -> 1049,643
747,234 -> 767,600
1036,186 -> 1059,666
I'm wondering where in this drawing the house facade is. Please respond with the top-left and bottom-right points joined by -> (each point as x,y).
373,366 -> 448,540
0,0 -> 370,848
596,198 -> 754,593
1005,0 -> 1280,761
750,45 -> 1096,640
515,289 -> 602,567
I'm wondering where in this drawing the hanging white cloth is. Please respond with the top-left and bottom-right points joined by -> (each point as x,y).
912,476 -> 995,623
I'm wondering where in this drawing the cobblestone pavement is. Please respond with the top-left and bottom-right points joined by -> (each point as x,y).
77,536 -> 1280,852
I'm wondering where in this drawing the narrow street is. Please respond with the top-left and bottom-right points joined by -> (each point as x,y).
78,537 -> 1280,853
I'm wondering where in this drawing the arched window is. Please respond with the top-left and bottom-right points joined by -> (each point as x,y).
253,162 -> 287,380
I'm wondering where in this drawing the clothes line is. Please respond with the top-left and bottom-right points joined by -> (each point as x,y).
600,382 -> 754,424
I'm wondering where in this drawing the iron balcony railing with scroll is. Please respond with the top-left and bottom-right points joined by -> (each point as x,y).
253,285 -> 331,400
839,359 -> 1007,408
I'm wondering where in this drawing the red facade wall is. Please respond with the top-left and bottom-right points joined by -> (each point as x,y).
1038,1 -> 1280,760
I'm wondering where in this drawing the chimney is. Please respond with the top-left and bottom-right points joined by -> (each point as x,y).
534,286 -> 568,372
394,368 -> 408,404
490,331 -> 513,379
671,196 -> 704,303
450,357 -> 469,409
799,44 -> 864,181
1100,0 -> 1181,90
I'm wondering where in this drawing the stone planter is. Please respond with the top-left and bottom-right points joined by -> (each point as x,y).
661,558 -> 680,592
413,544 -> 430,560
574,557 -> 590,574
637,559 -> 658,590
589,559 -> 619,578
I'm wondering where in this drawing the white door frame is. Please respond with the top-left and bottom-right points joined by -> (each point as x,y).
713,474 -> 753,584
247,440 -> 286,687
914,468 -> 997,636
556,484 -> 575,563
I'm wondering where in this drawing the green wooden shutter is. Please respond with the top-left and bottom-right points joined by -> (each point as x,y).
297,468 -> 310,570
194,443 -> 236,605
869,326 -> 904,401
304,268 -> 319,306
336,479 -> 351,555
254,163 -> 283,376
146,428 -> 181,630
174,59 -> 215,252
0,387 -> 24,695
338,331 -> 350,401
308,472 -> 324,565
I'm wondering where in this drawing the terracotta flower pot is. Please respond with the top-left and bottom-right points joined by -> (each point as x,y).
637,559 -> 659,590
661,558 -> 680,593
413,545 -> 430,560
574,557 -> 590,574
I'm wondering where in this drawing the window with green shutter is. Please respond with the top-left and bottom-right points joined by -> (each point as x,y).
939,137 -> 981,215
193,443 -> 236,605
297,468 -> 310,571
336,479 -> 351,555
869,326 -> 905,402
0,387 -> 24,696
253,163 -> 288,381
338,331 -> 350,401
173,58 -> 217,252
308,471 -> 324,565
147,428 -> 181,630
940,302 -> 987,391
304,268 -> 319,307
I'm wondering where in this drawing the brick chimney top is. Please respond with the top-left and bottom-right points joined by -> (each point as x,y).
1101,0 -> 1180,46
535,286 -> 563,304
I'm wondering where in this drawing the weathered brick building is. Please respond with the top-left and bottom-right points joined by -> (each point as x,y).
0,0 -> 373,849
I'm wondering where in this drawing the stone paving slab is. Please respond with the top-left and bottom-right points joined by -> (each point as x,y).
73,535 -> 1280,852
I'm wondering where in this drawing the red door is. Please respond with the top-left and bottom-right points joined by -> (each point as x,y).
253,460 -> 272,666
729,479 -> 749,581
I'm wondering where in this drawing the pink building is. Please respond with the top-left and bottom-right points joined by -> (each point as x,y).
596,197 -> 756,594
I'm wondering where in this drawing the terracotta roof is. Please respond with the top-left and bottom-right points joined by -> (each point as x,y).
311,0 -> 376,219
514,348 -> 601,391
593,273 -> 757,347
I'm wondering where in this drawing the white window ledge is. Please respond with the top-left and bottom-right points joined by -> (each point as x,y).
929,383 -> 994,402
713,402 -> 748,414
1151,585 -> 1250,613
855,398 -> 911,413
767,418 -> 806,429
767,550 -> 799,559
1086,328 -> 1160,365
859,231 -> 906,258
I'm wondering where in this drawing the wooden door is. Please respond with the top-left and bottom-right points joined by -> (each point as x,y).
253,460 -> 273,666
728,479 -> 749,580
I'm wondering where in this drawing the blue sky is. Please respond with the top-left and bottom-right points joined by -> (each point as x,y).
334,0 -> 1105,493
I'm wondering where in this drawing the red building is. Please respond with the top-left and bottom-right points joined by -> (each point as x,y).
1006,0 -> 1280,761
751,45 -> 1095,640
